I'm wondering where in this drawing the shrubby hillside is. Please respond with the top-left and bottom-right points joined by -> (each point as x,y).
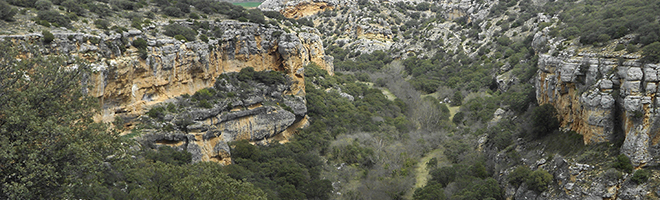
2,0 -> 660,199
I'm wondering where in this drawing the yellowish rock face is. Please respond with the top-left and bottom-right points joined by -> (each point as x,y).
282,2 -> 334,19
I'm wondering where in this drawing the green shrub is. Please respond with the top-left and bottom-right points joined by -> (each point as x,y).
138,48 -> 148,59
61,0 -> 83,15
147,106 -> 166,120
509,166 -> 531,187
527,169 -> 552,193
631,169 -> 650,184
615,44 -> 625,51
112,0 -> 137,10
144,146 -> 192,165
163,6 -> 183,17
42,30 -> 54,43
642,42 -> 660,63
0,0 -> 17,22
452,111 -> 464,124
36,10 -> 70,27
192,88 -> 216,101
199,34 -> 208,43
188,12 -> 199,19
613,154 -> 633,173
198,99 -> 213,108
35,0 -> 52,10
132,38 -> 147,49
163,24 -> 196,41
426,157 -> 438,169
113,115 -> 125,127
532,104 -> 560,137
413,183 -> 446,200
450,91 -> 462,106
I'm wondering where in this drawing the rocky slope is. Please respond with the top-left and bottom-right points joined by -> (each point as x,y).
533,31 -> 660,166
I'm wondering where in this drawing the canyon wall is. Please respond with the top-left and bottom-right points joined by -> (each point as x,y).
1,21 -> 333,164
533,33 -> 660,166
1,21 -> 333,122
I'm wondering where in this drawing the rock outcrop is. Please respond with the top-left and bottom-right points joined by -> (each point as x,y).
136,72 -> 309,164
259,0 -> 344,18
1,20 -> 333,164
0,20 -> 333,123
534,34 -> 660,166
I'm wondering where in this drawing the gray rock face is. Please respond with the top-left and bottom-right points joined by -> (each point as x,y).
533,36 -> 660,166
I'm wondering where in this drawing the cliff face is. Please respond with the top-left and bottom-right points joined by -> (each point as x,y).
1,20 -> 333,164
259,0 -> 343,19
137,76 -> 309,164
1,21 -> 333,122
533,32 -> 660,166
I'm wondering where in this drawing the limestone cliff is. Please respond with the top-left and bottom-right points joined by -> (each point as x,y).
136,73 -> 309,164
0,20 -> 333,123
1,20 -> 333,164
259,0 -> 343,19
533,32 -> 660,166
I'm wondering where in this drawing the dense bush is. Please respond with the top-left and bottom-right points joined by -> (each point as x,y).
263,10 -> 284,20
613,154 -> 633,173
642,42 -> 660,63
413,183 -> 446,200
508,166 -> 532,187
557,0 -> 660,45
42,30 -> 54,43
163,24 -> 197,41
62,0 -> 84,15
334,50 -> 393,72
235,67 -> 286,85
330,141 -> 375,167
34,0 -> 51,10
527,169 -> 553,192
531,104 -> 560,137
163,6 -> 184,17
36,10 -> 70,27
508,166 -> 552,193
631,169 -> 650,184
132,37 -> 147,49
423,161 -> 502,200
228,140 -> 332,199
144,146 -> 192,165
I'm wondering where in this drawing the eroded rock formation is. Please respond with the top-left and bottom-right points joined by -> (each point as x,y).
259,0 -> 343,19
0,20 -> 333,164
534,34 -> 660,166
1,21 -> 333,122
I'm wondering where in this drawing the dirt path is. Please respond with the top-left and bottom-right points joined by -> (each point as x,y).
404,147 -> 450,199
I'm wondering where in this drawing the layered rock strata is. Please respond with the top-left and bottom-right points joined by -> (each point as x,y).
0,20 -> 333,122
534,36 -> 660,166
259,0 -> 344,18
1,20 -> 333,164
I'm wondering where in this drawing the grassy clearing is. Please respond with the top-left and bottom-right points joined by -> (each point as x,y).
404,148 -> 449,199
448,106 -> 460,121
231,2 -> 262,8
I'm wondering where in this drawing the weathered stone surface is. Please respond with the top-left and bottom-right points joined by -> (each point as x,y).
626,67 -> 643,81
2,20 -> 333,124
600,80 -> 613,89
218,107 -> 296,141
533,36 -> 660,165
259,0 -> 341,18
